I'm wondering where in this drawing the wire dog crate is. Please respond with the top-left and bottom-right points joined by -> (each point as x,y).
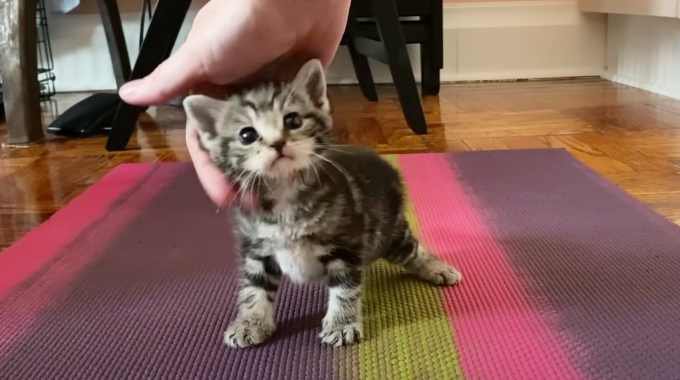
37,0 -> 56,100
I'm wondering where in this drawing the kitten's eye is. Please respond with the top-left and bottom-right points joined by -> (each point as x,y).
239,127 -> 259,145
283,112 -> 303,130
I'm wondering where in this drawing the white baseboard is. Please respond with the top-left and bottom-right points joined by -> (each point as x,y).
442,68 -> 603,82
603,72 -> 678,100
48,0 -> 606,92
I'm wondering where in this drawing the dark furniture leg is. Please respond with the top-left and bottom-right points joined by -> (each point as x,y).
371,0 -> 427,134
0,0 -> 44,144
420,31 -> 440,96
106,0 -> 192,151
347,40 -> 378,102
346,6 -> 378,102
421,0 -> 442,96
421,33 -> 434,96
96,0 -> 131,88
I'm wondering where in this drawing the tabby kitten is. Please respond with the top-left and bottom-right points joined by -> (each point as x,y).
183,59 -> 461,348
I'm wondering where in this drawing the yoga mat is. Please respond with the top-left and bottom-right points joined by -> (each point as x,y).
2,149 -> 680,379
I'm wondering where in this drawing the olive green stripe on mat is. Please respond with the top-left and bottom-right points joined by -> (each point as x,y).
355,156 -> 462,380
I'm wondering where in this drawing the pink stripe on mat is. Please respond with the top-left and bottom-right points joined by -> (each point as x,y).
398,154 -> 581,379
0,164 -> 182,359
0,164 -> 154,298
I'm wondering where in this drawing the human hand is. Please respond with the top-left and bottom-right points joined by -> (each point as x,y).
119,0 -> 350,207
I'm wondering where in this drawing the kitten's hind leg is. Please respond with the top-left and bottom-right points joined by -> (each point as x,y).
224,254 -> 281,348
384,226 -> 461,286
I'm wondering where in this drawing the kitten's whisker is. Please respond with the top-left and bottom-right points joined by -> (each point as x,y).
283,139 -> 329,185
232,170 -> 249,190
228,172 -> 246,205
233,169 -> 254,192
321,143 -> 351,149
245,172 -> 262,205
324,144 -> 353,151
234,171 -> 249,192
234,176 -> 247,203
309,161 -> 322,184
238,172 -> 255,204
319,147 -> 349,154
311,152 -> 349,178
287,138 -> 348,157
251,174 -> 262,199
314,162 -> 333,182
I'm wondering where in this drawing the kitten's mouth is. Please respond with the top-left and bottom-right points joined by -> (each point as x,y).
269,154 -> 293,169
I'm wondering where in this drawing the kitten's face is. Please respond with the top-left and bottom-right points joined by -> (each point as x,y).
183,59 -> 332,180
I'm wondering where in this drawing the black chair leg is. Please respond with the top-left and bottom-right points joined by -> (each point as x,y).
96,0 -> 131,88
346,5 -> 378,102
106,0 -> 192,151
371,0 -> 427,134
422,0 -> 443,96
421,37 -> 440,96
348,41 -> 378,101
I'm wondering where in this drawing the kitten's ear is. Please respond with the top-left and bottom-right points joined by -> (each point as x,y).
182,95 -> 227,137
291,59 -> 329,111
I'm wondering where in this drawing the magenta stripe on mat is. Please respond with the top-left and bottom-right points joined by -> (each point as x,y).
0,164 -> 156,298
398,153 -> 581,379
0,165 -> 181,362
450,149 -> 680,379
0,163 -> 336,380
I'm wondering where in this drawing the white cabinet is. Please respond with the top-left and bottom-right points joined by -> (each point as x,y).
579,0 -> 679,18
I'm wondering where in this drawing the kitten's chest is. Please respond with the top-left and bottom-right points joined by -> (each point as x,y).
274,239 -> 327,284
258,186 -> 330,283
262,187 -> 309,237
254,218 -> 327,283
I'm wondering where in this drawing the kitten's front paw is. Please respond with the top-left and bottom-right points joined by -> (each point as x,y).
224,316 -> 275,348
319,321 -> 363,347
415,260 -> 462,286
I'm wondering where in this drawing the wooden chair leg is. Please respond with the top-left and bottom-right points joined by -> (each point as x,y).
0,0 -> 44,144
348,41 -> 378,101
106,0 -> 192,151
370,0 -> 427,134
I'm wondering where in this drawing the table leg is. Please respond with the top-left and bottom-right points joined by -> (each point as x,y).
0,0 -> 43,144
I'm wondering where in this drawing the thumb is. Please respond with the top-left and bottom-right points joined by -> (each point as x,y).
119,43 -> 205,106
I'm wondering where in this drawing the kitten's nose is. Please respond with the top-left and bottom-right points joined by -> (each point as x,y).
271,140 -> 286,154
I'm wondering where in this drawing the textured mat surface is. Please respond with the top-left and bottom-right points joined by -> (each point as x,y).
2,149 -> 680,379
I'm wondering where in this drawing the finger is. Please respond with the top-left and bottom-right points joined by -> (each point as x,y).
191,83 -> 250,100
119,43 -> 205,106
317,1 -> 351,67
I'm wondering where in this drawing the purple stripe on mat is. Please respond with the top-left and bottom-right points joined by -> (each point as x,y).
0,163 -> 334,380
451,149 -> 680,379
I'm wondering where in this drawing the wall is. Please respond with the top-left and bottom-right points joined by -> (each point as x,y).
604,14 -> 680,100
579,0 -> 679,18
47,1 -> 606,92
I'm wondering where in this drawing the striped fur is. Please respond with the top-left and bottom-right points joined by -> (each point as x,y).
183,60 -> 461,348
